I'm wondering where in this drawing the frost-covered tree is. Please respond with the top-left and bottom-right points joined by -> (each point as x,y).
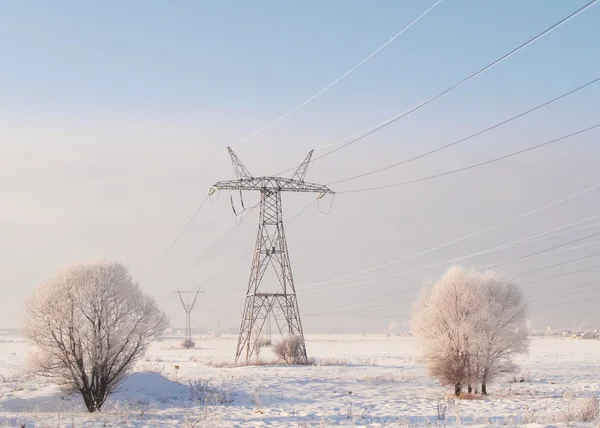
412,265 -> 528,396
412,266 -> 481,396
22,260 -> 169,412
474,271 -> 529,395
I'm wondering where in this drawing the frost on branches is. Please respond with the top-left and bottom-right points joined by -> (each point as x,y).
22,260 -> 169,412
412,265 -> 529,396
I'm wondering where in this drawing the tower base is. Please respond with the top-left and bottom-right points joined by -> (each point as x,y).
235,293 -> 307,364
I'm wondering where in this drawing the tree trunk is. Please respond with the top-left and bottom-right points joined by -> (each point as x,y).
81,388 -> 97,413
481,368 -> 489,396
467,385 -> 472,394
454,383 -> 461,396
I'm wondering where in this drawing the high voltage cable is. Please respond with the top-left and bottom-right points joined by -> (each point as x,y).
310,282 -> 600,318
521,184 -> 600,217
194,198 -> 319,291
520,263 -> 600,285
298,182 -> 600,290
338,123 -> 600,193
535,279 -> 600,298
168,203 -> 259,287
229,0 -> 443,148
311,275 -> 600,319
302,215 -> 600,300
140,195 -> 210,282
529,282 -> 600,304
309,254 -> 600,318
328,77 -> 600,186
532,293 -> 600,310
302,215 -> 600,294
300,211 -> 600,293
306,240 -> 600,315
512,250 -> 600,277
298,223 -> 504,289
483,230 -> 600,271
277,0 -> 598,175
308,243 -> 600,312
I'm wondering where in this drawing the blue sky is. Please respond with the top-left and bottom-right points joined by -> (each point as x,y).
1,1 -> 598,118
1,1 -> 599,331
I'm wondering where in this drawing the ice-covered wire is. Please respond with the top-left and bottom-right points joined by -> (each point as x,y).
275,0 -> 599,176
229,0 -> 443,148
298,181 -> 600,290
328,77 -> 600,186
140,195 -> 210,282
338,123 -> 600,193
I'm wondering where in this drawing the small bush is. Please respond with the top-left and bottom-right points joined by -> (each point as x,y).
273,335 -> 306,365
189,379 -> 233,406
576,396 -> 599,422
181,339 -> 196,349
524,395 -> 600,424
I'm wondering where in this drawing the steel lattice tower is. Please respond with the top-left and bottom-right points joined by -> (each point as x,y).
213,147 -> 334,363
174,288 -> 204,348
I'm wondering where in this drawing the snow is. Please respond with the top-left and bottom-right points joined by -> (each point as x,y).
1,332 -> 599,427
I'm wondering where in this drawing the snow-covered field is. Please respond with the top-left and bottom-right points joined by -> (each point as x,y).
1,332 -> 599,427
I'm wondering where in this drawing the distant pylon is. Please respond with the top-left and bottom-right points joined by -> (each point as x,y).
173,288 -> 204,348
212,147 -> 334,363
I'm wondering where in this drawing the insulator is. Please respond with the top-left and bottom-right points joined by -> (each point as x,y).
230,194 -> 237,215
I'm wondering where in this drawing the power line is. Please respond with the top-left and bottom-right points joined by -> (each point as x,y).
306,242 -> 600,317
520,263 -> 600,286
535,279 -> 600,297
532,293 -> 600,310
521,184 -> 600,217
139,195 -> 210,282
195,198 -> 319,291
300,210 -> 600,294
529,281 -> 600,303
277,0 -> 598,175
483,229 -> 600,271
299,223 -> 504,289
298,183 -> 600,290
168,203 -> 259,287
338,123 -> 600,193
303,215 -> 600,299
308,241 -> 600,313
229,0 -> 443,148
307,278 -> 600,319
310,274 -> 600,319
309,264 -> 600,319
513,250 -> 600,278
328,77 -> 600,186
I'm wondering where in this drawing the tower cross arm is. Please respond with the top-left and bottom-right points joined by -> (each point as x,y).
213,177 -> 334,194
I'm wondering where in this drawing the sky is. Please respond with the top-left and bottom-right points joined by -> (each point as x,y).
1,1 -> 599,335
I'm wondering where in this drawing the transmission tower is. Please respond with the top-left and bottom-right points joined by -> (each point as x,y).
173,288 -> 204,348
212,147 -> 334,363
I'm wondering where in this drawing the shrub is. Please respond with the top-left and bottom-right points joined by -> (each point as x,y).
181,339 -> 196,349
273,335 -> 306,365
